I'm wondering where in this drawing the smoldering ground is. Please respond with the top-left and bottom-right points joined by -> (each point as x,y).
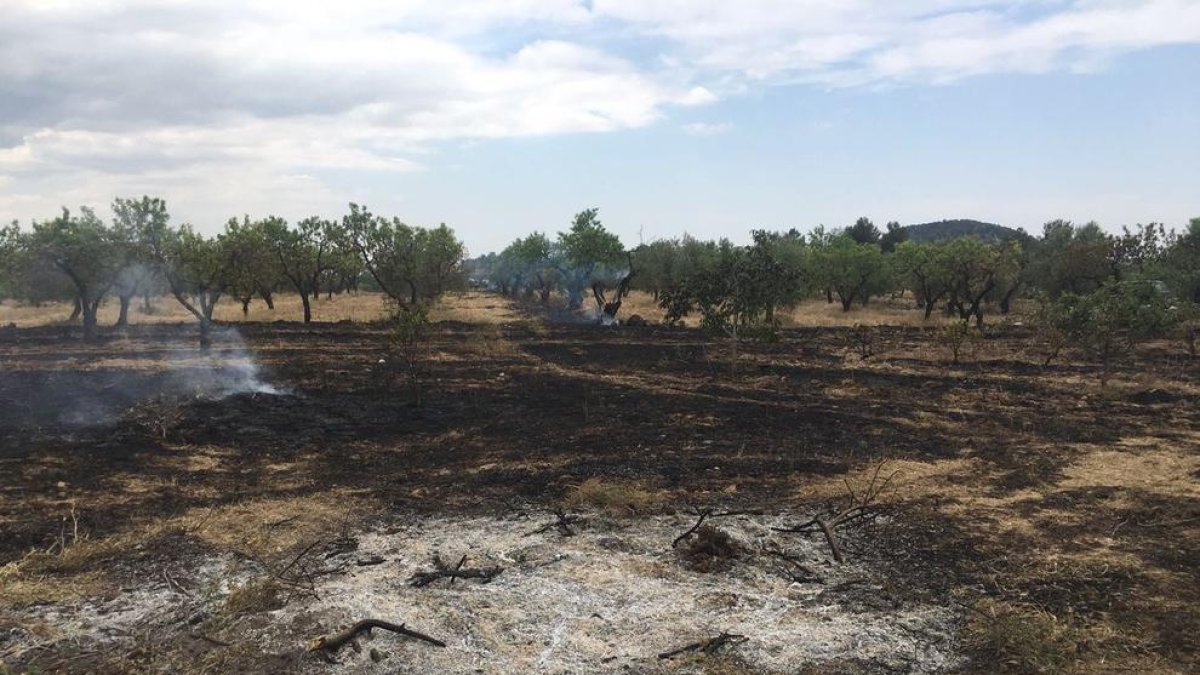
0,323 -> 283,433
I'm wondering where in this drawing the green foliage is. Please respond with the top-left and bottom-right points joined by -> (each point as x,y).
384,302 -> 431,406
556,208 -> 626,310
222,215 -> 283,314
1161,218 -> 1200,305
810,236 -> 890,311
845,217 -> 880,245
891,241 -> 952,318
1040,279 -> 1180,384
941,237 -> 1022,326
657,240 -> 784,339
25,207 -> 126,339
880,220 -> 908,252
342,203 -> 466,307
1027,220 -> 1113,297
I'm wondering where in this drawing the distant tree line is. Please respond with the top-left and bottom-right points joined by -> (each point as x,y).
0,198 -> 467,347
479,212 -> 1199,349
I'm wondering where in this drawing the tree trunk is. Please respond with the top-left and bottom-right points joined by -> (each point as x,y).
999,286 -> 1018,314
142,291 -> 153,312
840,295 -> 853,312
69,295 -> 82,322
199,315 -> 212,350
301,292 -> 312,324
825,288 -> 833,304
241,296 -> 252,317
82,302 -> 98,342
116,294 -> 132,327
260,289 -> 275,310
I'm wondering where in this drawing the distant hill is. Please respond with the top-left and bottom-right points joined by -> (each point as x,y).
903,219 -> 1028,243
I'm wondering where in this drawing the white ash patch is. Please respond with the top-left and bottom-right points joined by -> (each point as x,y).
5,514 -> 963,673
1,553 -> 247,660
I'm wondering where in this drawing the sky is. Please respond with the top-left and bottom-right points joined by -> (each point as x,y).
1,1 -> 1198,255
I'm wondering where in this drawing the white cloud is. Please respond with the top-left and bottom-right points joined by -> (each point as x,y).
2,1 -> 1198,228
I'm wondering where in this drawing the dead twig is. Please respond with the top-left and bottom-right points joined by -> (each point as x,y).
307,619 -> 446,654
672,508 -> 763,548
658,632 -> 749,659
772,461 -> 898,563
526,509 -> 582,537
409,554 -> 503,587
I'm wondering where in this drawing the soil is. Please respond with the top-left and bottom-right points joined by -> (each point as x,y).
1,294 -> 1197,673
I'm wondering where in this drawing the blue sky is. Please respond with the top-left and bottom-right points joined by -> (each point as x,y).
2,1 -> 1198,254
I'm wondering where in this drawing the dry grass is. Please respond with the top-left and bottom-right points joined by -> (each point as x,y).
962,600 -> 1082,673
0,291 -> 393,327
618,291 -> 1030,329
429,291 -> 526,324
563,477 -> 663,516
0,290 -> 532,329
217,577 -> 285,618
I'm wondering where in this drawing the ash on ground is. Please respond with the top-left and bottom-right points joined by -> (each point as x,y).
2,513 -> 963,673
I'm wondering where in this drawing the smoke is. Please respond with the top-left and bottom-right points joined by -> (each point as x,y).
175,327 -> 283,398
0,324 -> 287,432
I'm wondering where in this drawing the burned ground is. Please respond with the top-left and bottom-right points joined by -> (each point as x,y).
1,293 -> 1198,673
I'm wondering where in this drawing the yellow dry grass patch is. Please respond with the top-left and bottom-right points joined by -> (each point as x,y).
0,292 -> 393,327
1058,447 -> 1200,498
176,492 -> 366,561
429,291 -> 526,324
563,477 -> 664,516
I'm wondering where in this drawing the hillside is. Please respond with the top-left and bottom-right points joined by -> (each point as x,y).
904,219 -> 1027,243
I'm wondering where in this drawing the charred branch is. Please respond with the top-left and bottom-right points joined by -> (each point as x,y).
771,462 -> 897,563
526,509 -> 582,537
672,508 -> 763,548
658,632 -> 749,659
307,619 -> 446,654
409,554 -> 503,587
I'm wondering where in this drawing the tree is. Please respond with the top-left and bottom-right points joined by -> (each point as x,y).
557,208 -> 626,311
891,241 -> 952,319
26,207 -> 124,341
846,217 -> 881,245
222,216 -> 282,318
342,203 -> 466,308
156,225 -> 230,349
880,221 -> 908,253
110,196 -> 169,327
1027,220 -> 1112,297
264,216 -> 334,323
1041,279 -> 1179,386
811,236 -> 890,311
498,232 -> 557,302
1162,217 -> 1200,305
0,222 -> 21,301
942,238 -> 1021,327
658,239 -> 777,339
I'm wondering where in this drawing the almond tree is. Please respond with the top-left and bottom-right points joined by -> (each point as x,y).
156,225 -> 230,349
25,207 -> 124,341
110,196 -> 170,326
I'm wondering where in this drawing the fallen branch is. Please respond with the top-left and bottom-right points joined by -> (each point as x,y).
658,632 -> 748,659
526,509 -> 582,537
761,542 -> 824,583
672,508 -> 763,548
409,554 -> 503,587
307,619 -> 446,654
771,461 -> 897,563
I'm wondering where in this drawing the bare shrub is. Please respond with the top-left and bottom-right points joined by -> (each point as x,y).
936,320 -> 979,365
678,525 -> 741,572
846,323 -> 875,360
383,302 -> 430,405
